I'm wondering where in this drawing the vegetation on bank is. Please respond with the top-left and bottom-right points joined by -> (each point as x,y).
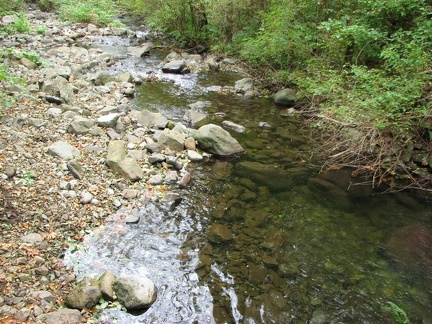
1,0 -> 431,189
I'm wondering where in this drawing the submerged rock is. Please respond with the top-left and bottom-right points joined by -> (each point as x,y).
235,161 -> 291,192
114,275 -> 157,310
208,223 -> 233,243
385,223 -> 432,284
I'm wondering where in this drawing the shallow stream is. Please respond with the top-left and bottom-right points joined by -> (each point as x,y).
65,33 -> 432,323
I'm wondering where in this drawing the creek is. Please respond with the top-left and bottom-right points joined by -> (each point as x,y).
65,33 -> 432,323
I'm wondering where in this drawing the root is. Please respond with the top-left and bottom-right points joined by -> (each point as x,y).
309,115 -> 432,191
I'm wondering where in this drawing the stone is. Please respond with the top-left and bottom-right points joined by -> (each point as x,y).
67,160 -> 85,179
148,174 -> 163,185
65,278 -> 101,310
93,70 -> 116,85
162,60 -> 188,74
234,78 -> 254,93
42,76 -> 75,104
47,141 -> 80,160
20,57 -> 37,69
114,275 -> 157,310
35,266 -> 49,276
67,116 -> 96,135
179,172 -> 191,188
129,110 -> 168,129
38,309 -> 82,324
183,110 -> 208,126
106,141 -> 143,181
5,167 -> 16,178
148,153 -> 165,164
29,291 -> 55,302
164,170 -> 178,184
187,150 -> 203,162
20,233 -> 43,245
274,88 -> 296,107
157,129 -> 185,152
97,113 -> 120,128
16,308 -> 31,322
46,107 -> 63,119
122,189 -> 138,199
195,124 -> 244,156
221,120 -> 246,133
208,223 -> 233,243
385,223 -> 432,285
80,191 -> 93,204
99,271 -> 116,301
184,137 -> 196,150
235,161 -> 292,192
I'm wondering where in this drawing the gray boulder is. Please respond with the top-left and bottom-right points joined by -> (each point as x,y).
162,60 -> 188,74
65,278 -> 101,310
157,129 -> 185,152
67,116 -> 96,135
114,275 -> 157,310
183,110 -> 208,126
47,141 -> 80,160
93,70 -> 116,86
274,88 -> 296,107
195,124 -> 244,156
234,161 -> 292,192
97,113 -> 120,128
234,78 -> 254,93
42,76 -> 75,104
106,140 -> 143,181
99,271 -> 116,301
129,110 -> 168,129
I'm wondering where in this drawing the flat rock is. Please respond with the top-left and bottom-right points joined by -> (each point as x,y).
47,140 -> 80,160
38,309 -> 82,324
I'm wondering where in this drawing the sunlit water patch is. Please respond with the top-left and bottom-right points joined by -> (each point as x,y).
64,202 -> 214,323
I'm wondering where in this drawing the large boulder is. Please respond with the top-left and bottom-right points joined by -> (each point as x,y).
194,124 -> 244,156
106,140 -> 143,181
274,88 -> 296,107
113,275 -> 157,310
234,161 -> 291,192
65,278 -> 101,310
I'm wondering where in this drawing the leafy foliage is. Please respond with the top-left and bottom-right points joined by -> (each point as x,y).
58,0 -> 117,26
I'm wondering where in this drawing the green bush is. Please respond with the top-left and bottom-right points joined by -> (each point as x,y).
58,0 -> 117,26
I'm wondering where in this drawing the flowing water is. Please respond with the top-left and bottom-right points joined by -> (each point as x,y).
65,33 -> 432,323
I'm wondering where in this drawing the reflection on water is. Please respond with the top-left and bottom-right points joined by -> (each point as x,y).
65,35 -> 432,323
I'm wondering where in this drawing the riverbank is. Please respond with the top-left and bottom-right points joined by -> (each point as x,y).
0,8 -> 245,322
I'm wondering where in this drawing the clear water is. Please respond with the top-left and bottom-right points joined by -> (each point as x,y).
65,35 -> 432,323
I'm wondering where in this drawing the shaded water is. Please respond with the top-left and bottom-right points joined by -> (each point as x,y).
66,35 -> 432,323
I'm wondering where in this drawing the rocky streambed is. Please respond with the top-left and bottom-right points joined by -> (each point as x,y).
2,7 -> 432,324
0,8 -> 263,323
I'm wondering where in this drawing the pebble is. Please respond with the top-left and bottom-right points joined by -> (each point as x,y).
80,191 -> 93,204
